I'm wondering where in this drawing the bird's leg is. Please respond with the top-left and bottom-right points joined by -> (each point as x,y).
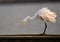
39,17 -> 47,35
42,21 -> 47,35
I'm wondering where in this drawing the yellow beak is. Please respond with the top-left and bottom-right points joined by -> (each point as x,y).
21,21 -> 26,28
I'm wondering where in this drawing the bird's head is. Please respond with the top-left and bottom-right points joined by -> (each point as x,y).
21,16 -> 30,27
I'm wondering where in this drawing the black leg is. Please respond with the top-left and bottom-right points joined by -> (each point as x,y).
39,17 -> 47,35
42,22 -> 47,35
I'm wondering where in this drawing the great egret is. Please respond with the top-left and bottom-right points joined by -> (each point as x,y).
21,7 -> 57,35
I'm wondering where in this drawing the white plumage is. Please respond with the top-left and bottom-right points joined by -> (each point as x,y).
21,7 -> 57,27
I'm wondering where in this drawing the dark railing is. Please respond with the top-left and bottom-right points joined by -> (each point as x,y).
0,0 -> 60,3
0,34 -> 60,42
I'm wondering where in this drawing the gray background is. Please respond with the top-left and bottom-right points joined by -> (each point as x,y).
0,2 -> 60,35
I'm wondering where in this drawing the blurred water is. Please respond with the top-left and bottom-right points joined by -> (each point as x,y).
0,2 -> 60,35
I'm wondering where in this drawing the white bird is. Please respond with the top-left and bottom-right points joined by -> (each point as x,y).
21,7 -> 57,34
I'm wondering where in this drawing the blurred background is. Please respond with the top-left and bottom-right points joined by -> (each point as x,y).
0,0 -> 60,3
0,0 -> 60,35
